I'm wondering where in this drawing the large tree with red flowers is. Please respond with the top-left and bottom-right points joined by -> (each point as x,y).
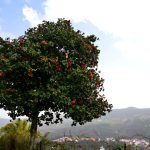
0,19 -> 112,150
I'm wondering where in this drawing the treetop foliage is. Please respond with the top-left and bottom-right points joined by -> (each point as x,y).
0,19 -> 112,126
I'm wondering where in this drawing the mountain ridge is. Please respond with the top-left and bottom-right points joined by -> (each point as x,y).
1,107 -> 150,140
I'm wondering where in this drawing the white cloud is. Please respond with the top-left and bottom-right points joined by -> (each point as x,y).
22,5 -> 42,27
102,66 -> 150,108
114,39 -> 150,64
22,0 -> 150,62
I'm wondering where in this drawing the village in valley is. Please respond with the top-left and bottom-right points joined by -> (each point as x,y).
52,136 -> 150,149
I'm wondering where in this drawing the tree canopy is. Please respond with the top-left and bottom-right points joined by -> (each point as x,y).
0,19 -> 112,149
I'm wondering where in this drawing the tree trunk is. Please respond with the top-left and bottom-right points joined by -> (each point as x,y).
29,114 -> 38,150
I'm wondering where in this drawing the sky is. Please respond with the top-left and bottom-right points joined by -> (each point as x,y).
1,0 -> 150,118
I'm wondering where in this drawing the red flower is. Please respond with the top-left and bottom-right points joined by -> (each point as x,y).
56,65 -> 62,72
77,100 -> 82,105
20,39 -> 24,47
27,70 -> 33,77
96,80 -> 101,87
50,58 -> 57,65
90,69 -> 95,73
89,73 -> 94,80
67,60 -> 72,68
88,44 -> 93,49
19,37 -> 26,47
71,99 -> 76,107
0,70 -> 5,79
80,64 -> 86,69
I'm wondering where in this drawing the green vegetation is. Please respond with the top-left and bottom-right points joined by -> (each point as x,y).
0,109 -> 150,150
0,119 -> 143,150
0,119 -> 64,150
0,119 -> 38,150
0,18 -> 112,149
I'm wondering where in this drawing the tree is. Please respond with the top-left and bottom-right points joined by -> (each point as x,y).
0,119 -> 40,150
0,19 -> 112,150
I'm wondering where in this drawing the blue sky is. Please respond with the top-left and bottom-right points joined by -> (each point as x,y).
1,0 -> 150,118
0,0 -> 44,37
0,0 -> 27,37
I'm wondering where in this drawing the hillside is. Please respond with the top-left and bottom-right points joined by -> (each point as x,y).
1,107 -> 150,140
39,107 -> 150,139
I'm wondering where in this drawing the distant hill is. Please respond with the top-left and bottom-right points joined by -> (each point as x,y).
1,107 -> 150,140
39,107 -> 150,140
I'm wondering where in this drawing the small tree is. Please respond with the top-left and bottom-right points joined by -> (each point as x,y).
0,19 -> 112,150
0,119 -> 40,150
